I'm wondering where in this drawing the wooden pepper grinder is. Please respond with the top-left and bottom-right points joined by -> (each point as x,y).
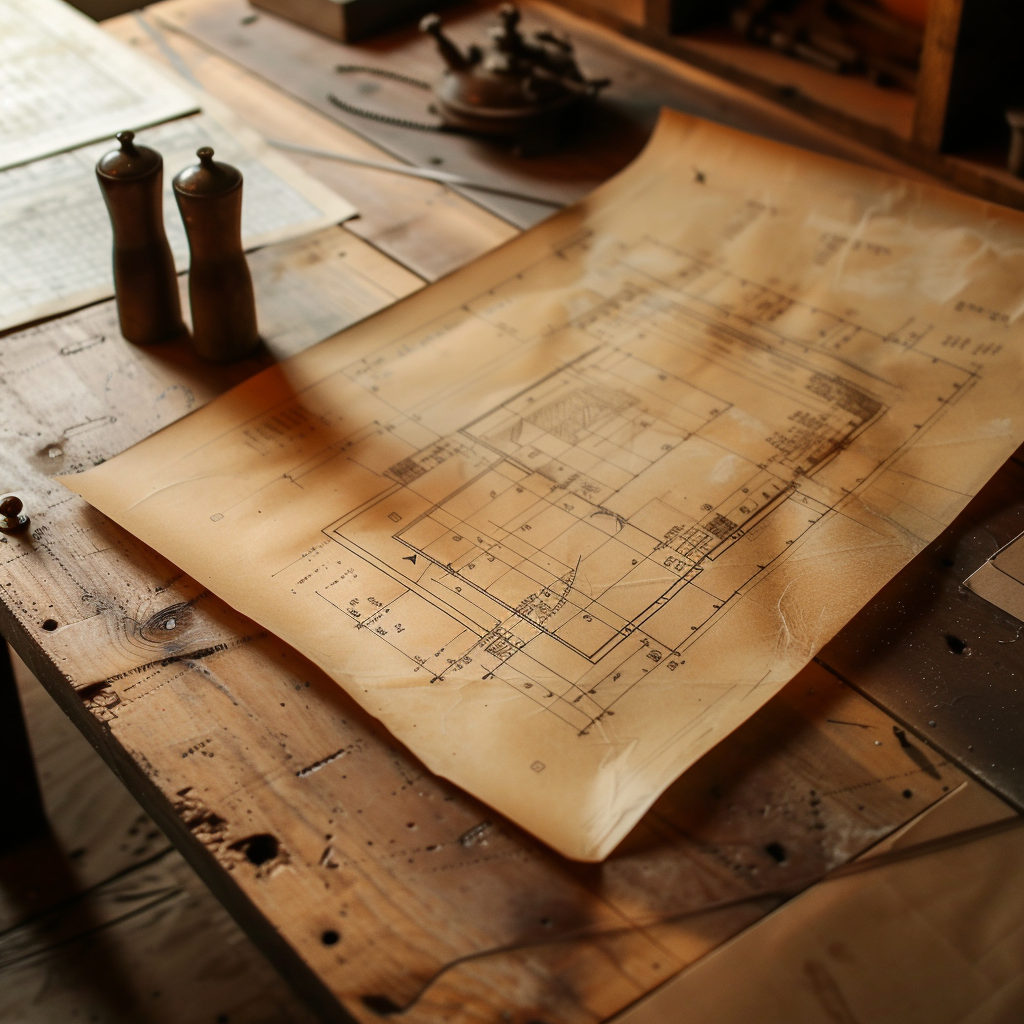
173,147 -> 260,363
95,131 -> 186,346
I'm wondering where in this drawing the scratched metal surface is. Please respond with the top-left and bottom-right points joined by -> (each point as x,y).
0,289 -> 971,1023
820,453 -> 1024,815
162,0 -> 914,229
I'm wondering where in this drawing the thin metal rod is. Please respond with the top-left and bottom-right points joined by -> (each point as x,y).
266,139 -> 565,209
133,12 -> 203,89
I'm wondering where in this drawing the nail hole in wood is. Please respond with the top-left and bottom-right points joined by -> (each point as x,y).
362,994 -> 401,1015
237,833 -> 278,865
945,634 -> 969,655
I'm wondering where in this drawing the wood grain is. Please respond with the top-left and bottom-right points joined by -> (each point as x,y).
1,653 -> 317,1023
640,0 -> 671,32
911,0 -> 964,150
0,294 -> 971,1020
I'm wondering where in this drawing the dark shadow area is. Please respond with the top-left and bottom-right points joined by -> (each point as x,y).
0,641 -> 167,1018
68,0 -> 146,20
0,834 -> 166,1019
0,643 -> 48,857
819,453 -> 1024,813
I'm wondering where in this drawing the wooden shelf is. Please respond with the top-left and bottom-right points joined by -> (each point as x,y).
550,0 -> 1024,211
678,27 -> 917,141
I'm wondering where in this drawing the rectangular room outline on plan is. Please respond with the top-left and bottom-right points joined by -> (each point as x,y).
257,234 -> 977,736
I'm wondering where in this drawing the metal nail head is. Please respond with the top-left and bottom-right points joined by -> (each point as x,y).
0,495 -> 30,533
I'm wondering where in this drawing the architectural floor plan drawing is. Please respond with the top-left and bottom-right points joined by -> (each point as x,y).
320,239 -> 914,738
67,110 -> 1024,860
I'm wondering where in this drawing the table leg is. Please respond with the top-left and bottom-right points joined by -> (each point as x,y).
0,642 -> 49,854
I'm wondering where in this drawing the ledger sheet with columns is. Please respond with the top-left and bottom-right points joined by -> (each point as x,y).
66,111 -> 1024,860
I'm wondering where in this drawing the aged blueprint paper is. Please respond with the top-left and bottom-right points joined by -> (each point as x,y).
0,0 -> 198,170
66,111 -> 1024,860
0,104 -> 357,331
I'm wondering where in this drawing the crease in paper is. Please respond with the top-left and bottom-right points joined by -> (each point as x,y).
64,110 -> 1024,861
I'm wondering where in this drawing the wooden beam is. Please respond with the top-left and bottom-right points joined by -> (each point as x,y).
643,0 -> 674,33
0,643 -> 49,854
912,0 -> 964,151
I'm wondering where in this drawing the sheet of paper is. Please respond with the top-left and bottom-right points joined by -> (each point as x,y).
0,104 -> 357,332
64,110 -> 1024,861
0,0 -> 198,170
611,783 -> 1024,1024
964,530 -> 1024,623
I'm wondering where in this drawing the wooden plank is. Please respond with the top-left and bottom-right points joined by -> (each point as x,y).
667,27 -> 916,141
0,287 -> 971,1020
105,10 -> 516,281
244,225 -> 423,355
1,647 -> 176,933
642,0 -> 671,32
911,0 -> 964,150
545,0 -> 1024,210
0,657 -> 319,1023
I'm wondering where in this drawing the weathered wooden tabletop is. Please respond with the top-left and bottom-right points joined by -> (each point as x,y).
1,4 -> 1021,1023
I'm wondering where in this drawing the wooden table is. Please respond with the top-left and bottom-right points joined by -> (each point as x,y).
1,4 -> 1021,1022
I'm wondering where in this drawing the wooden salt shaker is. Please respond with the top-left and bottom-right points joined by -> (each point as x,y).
95,131 -> 186,346
173,147 -> 260,363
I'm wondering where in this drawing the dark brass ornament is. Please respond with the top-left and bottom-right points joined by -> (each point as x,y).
419,4 -> 608,153
0,495 -> 30,534
95,131 -> 187,347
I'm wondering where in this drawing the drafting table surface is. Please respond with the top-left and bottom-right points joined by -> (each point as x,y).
0,5 -> 1021,1023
